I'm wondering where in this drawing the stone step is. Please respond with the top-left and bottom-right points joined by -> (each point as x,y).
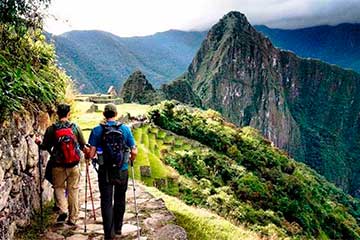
121,223 -> 141,236
65,233 -> 88,240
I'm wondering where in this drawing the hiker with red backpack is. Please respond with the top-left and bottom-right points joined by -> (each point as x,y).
36,103 -> 89,226
88,103 -> 137,240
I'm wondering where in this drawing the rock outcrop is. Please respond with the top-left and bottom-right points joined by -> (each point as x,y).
120,70 -> 162,105
0,112 -> 52,240
164,11 -> 360,196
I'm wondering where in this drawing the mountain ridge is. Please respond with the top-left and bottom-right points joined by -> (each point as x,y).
50,29 -> 207,93
165,11 -> 360,196
255,22 -> 360,73
50,21 -> 360,93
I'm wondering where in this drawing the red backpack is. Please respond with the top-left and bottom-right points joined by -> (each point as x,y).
53,123 -> 80,166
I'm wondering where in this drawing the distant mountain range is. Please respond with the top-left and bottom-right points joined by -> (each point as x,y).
255,23 -> 360,73
49,30 -> 206,93
50,23 -> 360,93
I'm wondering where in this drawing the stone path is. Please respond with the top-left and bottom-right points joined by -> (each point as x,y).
41,163 -> 186,240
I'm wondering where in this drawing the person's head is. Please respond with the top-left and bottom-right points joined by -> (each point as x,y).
103,103 -> 117,119
57,103 -> 71,119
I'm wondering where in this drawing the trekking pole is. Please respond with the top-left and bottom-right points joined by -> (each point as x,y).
130,160 -> 141,240
84,160 -> 88,233
86,161 -> 96,221
36,142 -> 44,230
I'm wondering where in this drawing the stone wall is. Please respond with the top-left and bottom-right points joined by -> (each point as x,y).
0,112 -> 53,240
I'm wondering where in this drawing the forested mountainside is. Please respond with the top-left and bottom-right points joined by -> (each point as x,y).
49,30 -> 206,93
164,11 -> 360,197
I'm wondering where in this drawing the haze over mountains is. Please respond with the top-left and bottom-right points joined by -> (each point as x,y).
255,23 -> 360,73
50,30 -> 206,93
50,22 -> 360,94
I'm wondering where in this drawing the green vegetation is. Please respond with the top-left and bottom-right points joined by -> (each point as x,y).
0,25 -> 67,121
0,0 -> 50,30
147,101 -> 360,239
130,125 -> 177,186
51,30 -> 207,93
0,0 -> 67,121
146,186 -> 262,240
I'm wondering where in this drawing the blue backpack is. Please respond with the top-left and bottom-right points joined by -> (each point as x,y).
100,122 -> 127,169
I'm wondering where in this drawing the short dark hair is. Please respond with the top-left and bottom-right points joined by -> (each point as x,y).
103,110 -> 116,119
57,104 -> 71,118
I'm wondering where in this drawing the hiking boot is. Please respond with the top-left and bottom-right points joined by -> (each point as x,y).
66,220 -> 78,228
57,213 -> 67,223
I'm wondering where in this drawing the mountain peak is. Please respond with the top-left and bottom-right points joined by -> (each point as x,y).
120,70 -> 160,104
213,11 -> 253,34
222,11 -> 247,22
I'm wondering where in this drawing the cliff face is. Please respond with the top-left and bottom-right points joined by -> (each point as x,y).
166,11 -> 360,195
0,112 -> 52,240
280,52 -> 360,194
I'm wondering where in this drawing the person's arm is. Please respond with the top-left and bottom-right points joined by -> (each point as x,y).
125,126 -> 137,161
88,127 -> 98,159
75,124 -> 86,150
89,146 -> 96,159
74,124 -> 90,158
37,125 -> 54,152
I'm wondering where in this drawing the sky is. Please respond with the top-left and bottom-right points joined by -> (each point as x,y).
44,0 -> 360,37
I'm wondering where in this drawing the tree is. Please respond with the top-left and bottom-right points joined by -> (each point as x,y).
0,0 -> 51,30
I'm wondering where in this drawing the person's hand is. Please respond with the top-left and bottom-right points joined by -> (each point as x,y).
83,146 -> 91,159
130,147 -> 137,162
35,136 -> 42,145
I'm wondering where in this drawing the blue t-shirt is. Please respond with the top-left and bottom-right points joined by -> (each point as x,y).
88,121 -> 135,170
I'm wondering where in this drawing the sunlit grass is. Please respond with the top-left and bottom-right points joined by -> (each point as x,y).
73,102 -> 150,116
145,186 -> 261,240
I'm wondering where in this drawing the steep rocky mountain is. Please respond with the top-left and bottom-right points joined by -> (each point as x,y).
120,70 -> 161,104
166,11 -> 360,196
50,30 -> 206,93
255,23 -> 360,73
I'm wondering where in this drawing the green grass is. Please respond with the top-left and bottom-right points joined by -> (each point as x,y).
157,130 -> 167,139
130,126 -> 178,187
74,102 -> 150,116
145,185 -> 261,240
164,135 -> 175,144
73,101 -> 151,132
174,139 -> 183,147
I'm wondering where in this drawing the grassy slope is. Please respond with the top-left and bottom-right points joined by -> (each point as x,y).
147,101 -> 360,239
146,186 -> 262,240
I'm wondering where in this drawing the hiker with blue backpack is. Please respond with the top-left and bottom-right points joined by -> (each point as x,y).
36,103 -> 89,226
88,103 -> 137,240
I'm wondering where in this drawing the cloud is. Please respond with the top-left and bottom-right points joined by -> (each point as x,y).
44,0 -> 360,36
